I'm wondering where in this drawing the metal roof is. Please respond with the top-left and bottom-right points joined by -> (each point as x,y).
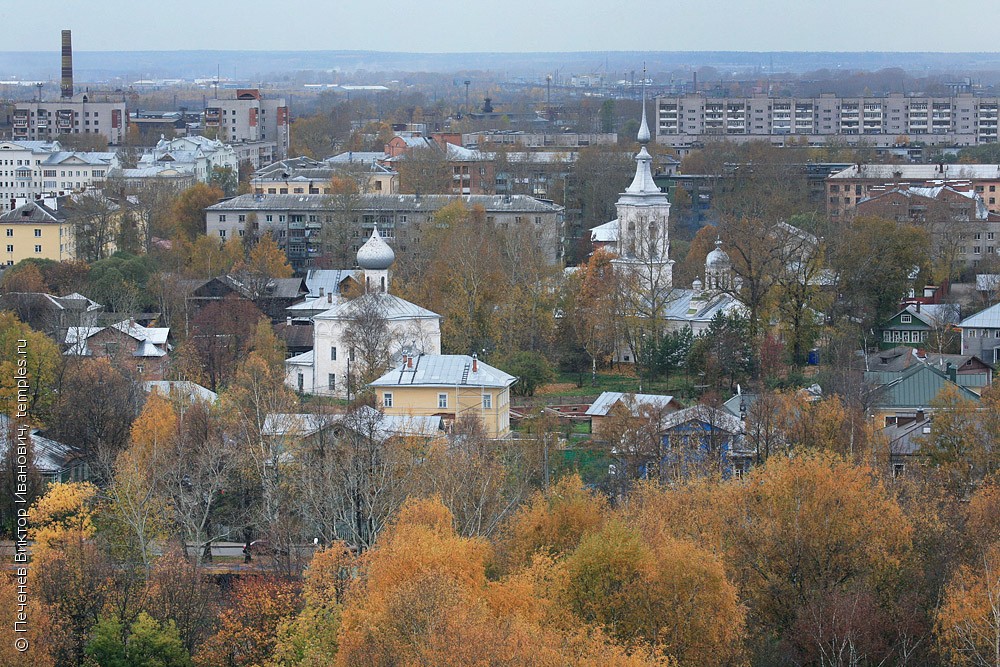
370,354 -> 516,389
871,363 -> 980,409
960,302 -> 1000,329
206,193 -> 563,214
314,293 -> 439,322
585,392 -> 680,417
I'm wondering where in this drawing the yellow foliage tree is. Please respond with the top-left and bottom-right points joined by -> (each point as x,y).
28,481 -> 97,554
936,541 -> 1000,667
501,473 -> 607,569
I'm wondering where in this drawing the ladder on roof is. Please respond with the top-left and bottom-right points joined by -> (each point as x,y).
461,362 -> 470,385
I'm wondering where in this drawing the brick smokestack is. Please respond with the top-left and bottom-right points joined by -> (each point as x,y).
60,30 -> 73,100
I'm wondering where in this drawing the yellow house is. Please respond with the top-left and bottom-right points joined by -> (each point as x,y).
370,354 -> 516,438
0,198 -> 75,266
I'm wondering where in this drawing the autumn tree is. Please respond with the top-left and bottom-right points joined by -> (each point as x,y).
396,145 -> 451,194
104,393 -> 175,567
721,453 -> 916,663
189,295 -> 265,391
66,190 -> 121,262
194,576 -> 301,667
827,215 -> 932,331
171,183 -> 224,241
0,260 -> 48,294
222,352 -> 299,570
564,520 -> 746,666
936,541 -> 1000,667
232,234 -> 294,302
86,612 -> 193,667
0,574 -> 56,667
48,358 -> 144,471
0,311 -> 60,418
563,247 -> 619,384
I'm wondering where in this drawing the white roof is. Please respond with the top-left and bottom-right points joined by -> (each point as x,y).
590,219 -> 619,243
314,293 -> 439,322
286,349 -> 315,366
586,392 -> 679,417
144,380 -> 219,403
830,164 -> 1000,180
370,354 -> 516,389
960,302 -> 1000,329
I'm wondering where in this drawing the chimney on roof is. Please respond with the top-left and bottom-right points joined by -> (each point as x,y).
407,355 -> 413,369
60,30 -> 73,100
916,302 -> 921,313
327,292 -> 332,304
286,316 -> 291,326
916,408 -> 925,422
319,287 -> 324,297
472,352 -> 478,373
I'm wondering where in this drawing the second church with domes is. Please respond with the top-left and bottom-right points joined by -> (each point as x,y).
285,225 -> 442,397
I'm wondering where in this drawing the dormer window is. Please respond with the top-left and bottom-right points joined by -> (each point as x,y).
901,314 -> 912,324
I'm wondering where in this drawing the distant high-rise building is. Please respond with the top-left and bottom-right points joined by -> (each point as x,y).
655,93 -> 999,151
203,89 -> 290,160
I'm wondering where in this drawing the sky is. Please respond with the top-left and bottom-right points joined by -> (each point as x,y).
3,0 -> 996,54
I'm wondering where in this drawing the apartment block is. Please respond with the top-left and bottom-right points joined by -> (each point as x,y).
14,95 -> 128,145
0,140 -> 117,212
204,89 -> 290,160
0,198 -> 75,265
655,93 -> 999,150
205,193 -> 564,271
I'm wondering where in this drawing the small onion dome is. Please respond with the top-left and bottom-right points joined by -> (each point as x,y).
706,238 -> 731,268
356,226 -> 395,270
692,277 -> 704,291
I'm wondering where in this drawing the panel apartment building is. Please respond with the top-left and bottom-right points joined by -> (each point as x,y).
204,89 -> 290,160
655,93 -> 999,150
205,193 -> 564,272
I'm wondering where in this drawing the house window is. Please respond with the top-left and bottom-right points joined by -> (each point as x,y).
892,463 -> 905,478
5,245 -> 12,253
34,229 -> 41,237
5,229 -> 11,237
136,364 -> 144,374
482,394 -> 492,409
219,214 -> 226,222
328,373 -> 336,390
34,244 -> 41,253
383,392 -> 393,408
974,246 -> 982,254
900,314 -> 912,324
219,230 -> 226,238
331,347 -> 337,361
438,393 -> 448,409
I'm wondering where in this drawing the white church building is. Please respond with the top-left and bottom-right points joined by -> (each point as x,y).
285,227 -> 441,396
589,87 -> 743,361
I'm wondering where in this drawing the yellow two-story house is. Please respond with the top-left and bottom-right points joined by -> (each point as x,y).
370,354 -> 516,438
0,198 -> 75,266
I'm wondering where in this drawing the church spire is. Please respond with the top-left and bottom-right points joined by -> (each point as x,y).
624,64 -> 659,196
637,63 -> 650,144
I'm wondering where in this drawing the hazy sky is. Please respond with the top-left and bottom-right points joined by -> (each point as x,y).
4,0 -> 996,53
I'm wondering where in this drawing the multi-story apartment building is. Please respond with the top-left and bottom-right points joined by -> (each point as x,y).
0,139 -> 117,212
205,193 -> 564,271
462,131 -> 618,149
204,89 -> 290,160
655,93 -> 999,151
826,164 -> 1000,222
13,95 -> 128,146
0,197 -> 75,265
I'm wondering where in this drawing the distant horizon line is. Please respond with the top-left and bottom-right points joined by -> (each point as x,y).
4,48 -> 1000,56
